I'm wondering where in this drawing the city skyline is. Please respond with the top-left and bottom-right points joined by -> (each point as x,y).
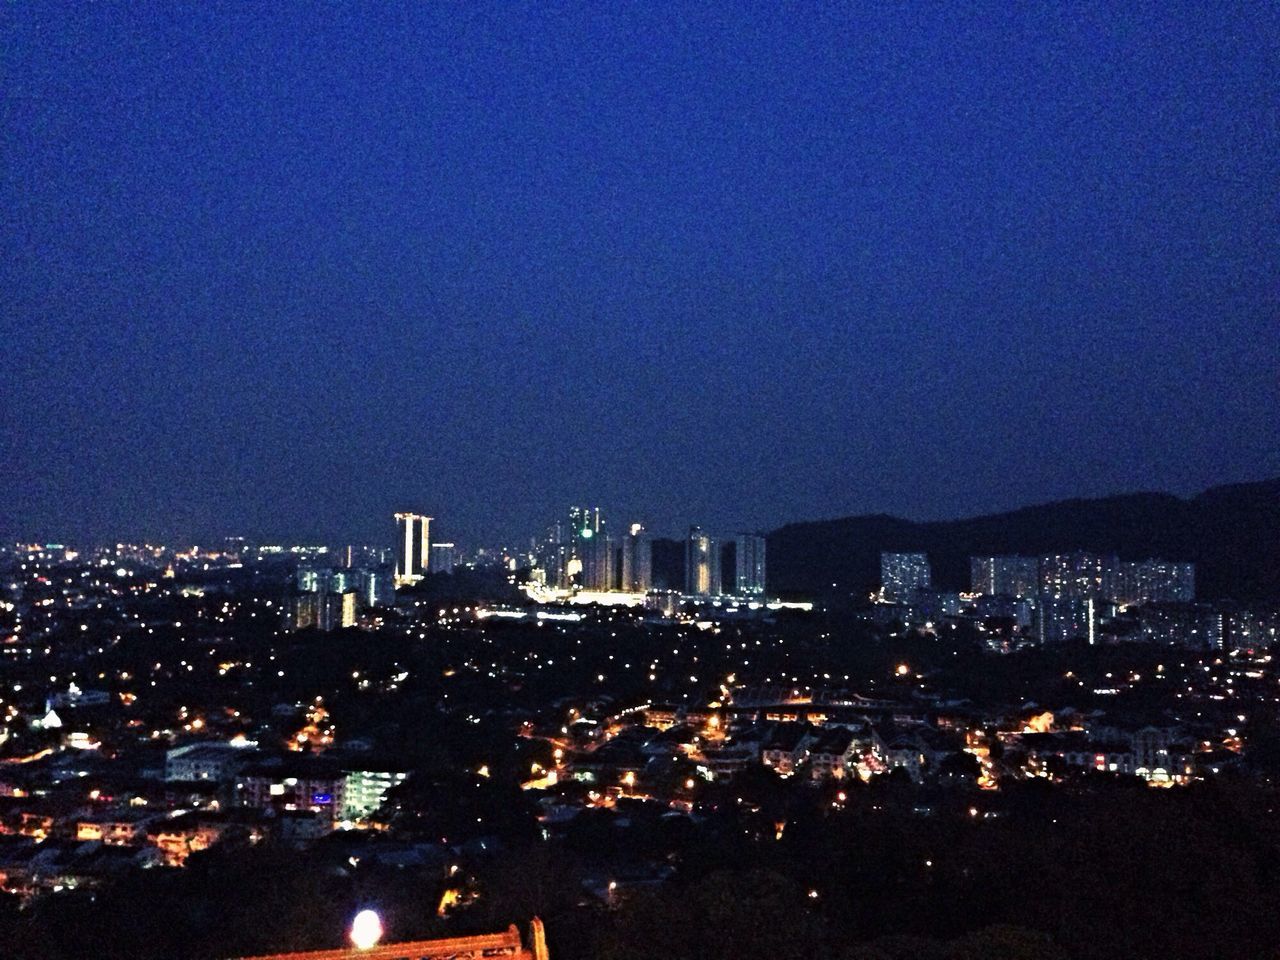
4,5 -> 1279,958
4,470 -> 1278,557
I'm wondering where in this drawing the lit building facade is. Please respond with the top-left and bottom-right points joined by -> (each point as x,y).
1039,553 -> 1110,599
1137,603 -> 1223,649
358,567 -> 395,608
284,592 -> 322,631
970,555 -> 1038,598
297,566 -> 325,593
283,590 -> 357,631
686,526 -> 721,596
394,512 -> 432,587
238,762 -> 347,825
971,553 -> 1194,607
320,591 -> 357,630
1036,594 -> 1097,644
341,768 -> 411,821
1108,560 -> 1195,605
584,533 -> 617,591
880,552 -> 931,602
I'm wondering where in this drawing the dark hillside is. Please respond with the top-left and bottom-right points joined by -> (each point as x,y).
767,478 -> 1280,601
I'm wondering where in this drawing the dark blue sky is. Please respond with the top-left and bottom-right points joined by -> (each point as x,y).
3,3 -> 1277,548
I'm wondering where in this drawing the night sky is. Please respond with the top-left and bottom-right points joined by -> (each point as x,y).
3,4 -> 1277,548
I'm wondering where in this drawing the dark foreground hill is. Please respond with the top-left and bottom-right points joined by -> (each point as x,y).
766,477 -> 1280,602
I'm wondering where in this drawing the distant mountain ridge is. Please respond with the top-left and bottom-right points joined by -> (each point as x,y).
766,477 -> 1280,602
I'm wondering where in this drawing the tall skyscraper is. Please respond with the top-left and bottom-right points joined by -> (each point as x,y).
880,552 -> 931,602
584,533 -> 617,591
686,526 -> 721,597
735,533 -> 766,596
394,513 -> 432,587
620,523 -> 653,593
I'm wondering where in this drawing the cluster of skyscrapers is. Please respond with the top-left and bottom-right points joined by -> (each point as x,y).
878,551 -> 1197,646
281,511 -> 456,632
685,528 -> 767,597
285,563 -> 395,632
528,508 -> 766,598
655,526 -> 767,598
970,553 -> 1195,606
285,507 -> 771,622
531,507 -> 651,593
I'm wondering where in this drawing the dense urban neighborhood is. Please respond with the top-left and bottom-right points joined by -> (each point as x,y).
1,516 -> 1278,959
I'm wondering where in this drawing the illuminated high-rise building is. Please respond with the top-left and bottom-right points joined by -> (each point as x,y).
283,592 -> 322,631
394,513 -> 432,587
1036,594 -> 1096,645
1038,553 -> 1110,599
283,590 -> 356,632
330,569 -> 357,593
971,553 -> 1194,607
1107,560 -> 1195,606
620,523 -> 653,593
880,552 -> 931,602
735,533 -> 766,596
358,567 -> 395,608
296,566 -> 326,593
320,591 -> 358,631
686,526 -> 721,596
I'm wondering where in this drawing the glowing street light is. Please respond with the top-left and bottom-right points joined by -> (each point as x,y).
350,910 -> 383,950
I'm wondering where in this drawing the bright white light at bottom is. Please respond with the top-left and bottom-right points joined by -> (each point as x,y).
350,909 -> 383,950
